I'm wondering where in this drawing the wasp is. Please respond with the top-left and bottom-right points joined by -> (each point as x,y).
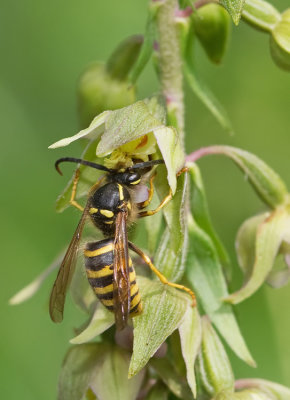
49,157 -> 196,330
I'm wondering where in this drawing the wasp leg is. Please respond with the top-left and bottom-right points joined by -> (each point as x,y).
138,190 -> 172,218
70,169 -> 84,212
137,167 -> 189,218
128,242 -> 196,306
137,174 -> 156,210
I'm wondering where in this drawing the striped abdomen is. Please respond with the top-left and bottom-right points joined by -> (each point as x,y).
84,238 -> 142,317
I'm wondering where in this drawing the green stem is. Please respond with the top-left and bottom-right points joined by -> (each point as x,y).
156,0 -> 185,150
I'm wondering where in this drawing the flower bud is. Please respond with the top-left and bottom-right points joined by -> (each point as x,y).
78,62 -> 136,128
242,0 -> 281,32
192,3 -> 231,64
78,36 -> 143,128
270,9 -> 290,71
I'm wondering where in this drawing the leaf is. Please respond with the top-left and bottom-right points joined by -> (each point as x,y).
184,60 -> 233,135
154,170 -> 188,281
220,0 -> 246,25
197,317 -> 235,397
58,343 -> 105,400
235,378 -> 290,400
187,162 -> 230,273
225,208 -> 289,304
150,357 -> 193,400
9,250 -> 65,305
147,382 -> 169,400
189,146 -> 288,209
96,100 -> 163,156
129,276 -> 190,377
178,306 -> 202,398
153,126 -> 184,194
187,215 -> 255,366
144,190 -> 164,254
59,344 -> 144,400
49,111 -> 109,149
128,6 -> 157,84
235,213 -> 268,280
70,303 -> 114,344
90,346 -> 145,400
55,140 -> 105,212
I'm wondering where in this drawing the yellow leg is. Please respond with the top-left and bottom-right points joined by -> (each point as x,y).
70,169 -> 84,211
138,166 -> 189,218
129,242 -> 196,306
137,173 -> 155,209
138,190 -> 172,218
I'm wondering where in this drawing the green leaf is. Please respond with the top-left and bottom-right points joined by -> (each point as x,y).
150,357 -> 193,400
220,0 -> 246,25
189,146 -> 288,208
154,170 -> 188,281
49,111 -> 108,149
179,306 -> 202,398
153,126 -> 184,194
235,378 -> 290,399
225,208 -> 289,304
187,162 -> 230,274
187,215 -> 255,366
235,213 -> 268,281
129,276 -> 190,377
9,250 -> 65,305
70,303 -> 114,344
90,346 -> 145,400
147,382 -> 169,400
184,61 -> 233,135
144,191 -> 164,254
59,344 -> 144,400
58,343 -> 105,400
197,317 -> 235,397
96,100 -> 163,156
55,140 -> 105,212
242,0 -> 281,33
128,7 -> 157,84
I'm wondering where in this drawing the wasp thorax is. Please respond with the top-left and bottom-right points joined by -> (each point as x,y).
89,182 -> 131,235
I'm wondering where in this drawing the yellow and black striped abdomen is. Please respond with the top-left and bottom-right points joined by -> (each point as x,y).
84,238 -> 142,316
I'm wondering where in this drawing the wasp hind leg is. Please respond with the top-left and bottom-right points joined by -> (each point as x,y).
128,242 -> 196,306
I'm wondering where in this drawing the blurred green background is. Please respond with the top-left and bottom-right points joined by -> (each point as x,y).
1,0 -> 289,398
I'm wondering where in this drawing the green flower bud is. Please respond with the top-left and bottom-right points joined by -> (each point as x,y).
78,62 -> 136,128
78,36 -> 143,128
192,3 -> 231,64
242,0 -> 281,33
270,9 -> 290,71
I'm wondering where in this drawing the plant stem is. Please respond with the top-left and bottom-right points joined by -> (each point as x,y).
156,0 -> 185,150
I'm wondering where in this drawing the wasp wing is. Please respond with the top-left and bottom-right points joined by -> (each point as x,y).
113,209 -> 131,331
49,204 -> 89,322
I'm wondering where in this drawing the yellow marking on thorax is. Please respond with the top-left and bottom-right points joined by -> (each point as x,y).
118,183 -> 124,200
100,209 -> 114,218
104,220 -> 114,225
127,202 -> 132,211
94,284 -> 113,294
87,265 -> 113,278
84,242 -> 114,257
89,207 -> 98,214
130,178 -> 141,185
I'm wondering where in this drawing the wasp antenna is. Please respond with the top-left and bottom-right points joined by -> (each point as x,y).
54,157 -> 113,175
130,159 -> 165,170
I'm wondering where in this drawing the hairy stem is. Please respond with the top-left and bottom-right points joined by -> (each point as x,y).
156,0 -> 185,149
